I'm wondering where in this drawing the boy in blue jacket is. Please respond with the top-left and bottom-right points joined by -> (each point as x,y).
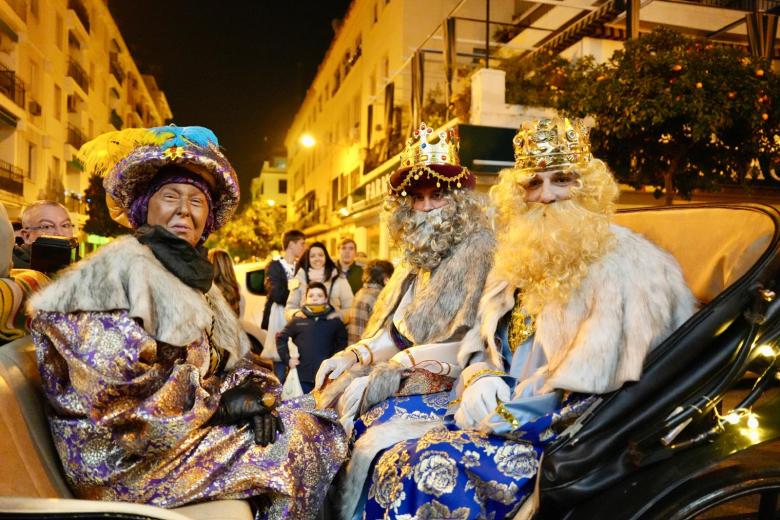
277,282 -> 348,393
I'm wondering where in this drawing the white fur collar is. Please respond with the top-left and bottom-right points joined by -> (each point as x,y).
363,228 -> 495,344
458,224 -> 696,393
29,235 -> 247,363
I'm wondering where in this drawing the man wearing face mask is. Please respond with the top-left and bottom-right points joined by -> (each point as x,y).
314,123 -> 495,517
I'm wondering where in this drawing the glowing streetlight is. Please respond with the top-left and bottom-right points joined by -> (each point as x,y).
300,133 -> 316,148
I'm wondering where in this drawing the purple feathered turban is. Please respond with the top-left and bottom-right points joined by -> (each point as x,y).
79,126 -> 240,237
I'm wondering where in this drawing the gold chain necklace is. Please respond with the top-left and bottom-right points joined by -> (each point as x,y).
507,294 -> 535,353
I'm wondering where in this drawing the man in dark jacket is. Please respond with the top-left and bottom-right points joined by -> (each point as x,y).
262,229 -> 305,329
277,282 -> 347,394
335,237 -> 363,294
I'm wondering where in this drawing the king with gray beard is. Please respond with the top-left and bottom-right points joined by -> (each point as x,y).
312,123 -> 495,519
374,188 -> 495,343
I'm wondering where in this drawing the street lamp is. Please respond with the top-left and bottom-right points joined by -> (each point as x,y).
300,133 -> 316,148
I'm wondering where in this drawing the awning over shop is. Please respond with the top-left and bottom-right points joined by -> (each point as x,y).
0,106 -> 18,128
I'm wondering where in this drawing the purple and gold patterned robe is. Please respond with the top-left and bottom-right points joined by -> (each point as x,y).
29,236 -> 348,519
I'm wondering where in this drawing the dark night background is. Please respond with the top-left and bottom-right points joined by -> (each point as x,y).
108,0 -> 352,207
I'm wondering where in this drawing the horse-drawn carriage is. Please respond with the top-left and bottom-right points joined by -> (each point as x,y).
1,203 -> 779,519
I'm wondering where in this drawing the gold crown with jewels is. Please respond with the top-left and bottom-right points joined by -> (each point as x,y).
513,117 -> 592,172
400,122 -> 461,170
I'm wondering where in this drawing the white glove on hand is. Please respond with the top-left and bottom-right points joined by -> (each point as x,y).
337,375 -> 369,420
315,350 -> 356,389
454,376 -> 512,429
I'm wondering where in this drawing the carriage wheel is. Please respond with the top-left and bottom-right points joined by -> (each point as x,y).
642,465 -> 780,520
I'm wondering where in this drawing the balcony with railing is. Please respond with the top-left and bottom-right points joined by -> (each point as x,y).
0,64 -> 24,108
0,159 -> 23,196
109,109 -> 123,130
677,0 -> 780,9
67,60 -> 89,93
109,52 -> 125,84
297,206 -> 323,230
66,124 -> 86,149
68,0 -> 89,33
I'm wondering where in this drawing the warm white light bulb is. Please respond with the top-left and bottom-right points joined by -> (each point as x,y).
724,412 -> 741,425
755,344 -> 776,358
300,134 -> 316,148
747,414 -> 759,429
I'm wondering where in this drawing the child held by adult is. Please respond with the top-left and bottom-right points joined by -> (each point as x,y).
277,282 -> 348,394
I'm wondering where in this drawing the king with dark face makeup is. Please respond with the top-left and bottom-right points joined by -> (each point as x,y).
29,126 -> 347,519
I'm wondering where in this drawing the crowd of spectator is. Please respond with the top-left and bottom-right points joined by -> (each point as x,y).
0,197 -> 393,395
254,230 -> 395,389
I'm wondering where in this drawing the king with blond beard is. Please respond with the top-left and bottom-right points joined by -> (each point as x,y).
359,118 -> 697,520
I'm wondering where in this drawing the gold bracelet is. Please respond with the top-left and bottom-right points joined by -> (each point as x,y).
361,343 -> 375,365
347,347 -> 364,365
464,369 -> 506,389
350,343 -> 374,365
403,349 -> 416,366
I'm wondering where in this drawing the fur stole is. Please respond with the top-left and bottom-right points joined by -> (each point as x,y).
363,227 -> 495,345
29,235 -> 249,365
458,225 -> 697,393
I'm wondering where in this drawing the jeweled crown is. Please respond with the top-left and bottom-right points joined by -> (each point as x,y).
513,117 -> 592,172
400,122 -> 461,169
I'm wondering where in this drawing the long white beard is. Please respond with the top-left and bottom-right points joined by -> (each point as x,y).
493,199 -> 614,315
401,207 -> 454,271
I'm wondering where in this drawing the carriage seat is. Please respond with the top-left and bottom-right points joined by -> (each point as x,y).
0,337 -> 253,520
613,205 -> 775,305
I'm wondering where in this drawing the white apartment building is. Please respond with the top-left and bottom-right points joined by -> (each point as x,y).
284,0 -> 512,259
251,155 -> 288,208
286,0 -> 780,259
0,0 -> 171,228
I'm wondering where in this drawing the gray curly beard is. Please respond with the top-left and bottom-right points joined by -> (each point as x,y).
385,190 -> 488,272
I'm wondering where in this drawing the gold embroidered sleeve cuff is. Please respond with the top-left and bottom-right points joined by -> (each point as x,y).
464,369 -> 507,389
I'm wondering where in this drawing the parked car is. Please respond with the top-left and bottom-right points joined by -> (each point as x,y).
233,260 -> 267,351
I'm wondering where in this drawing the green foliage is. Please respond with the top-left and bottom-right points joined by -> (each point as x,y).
83,174 -> 127,238
501,51 -> 576,108
421,85 -> 447,129
559,28 -> 780,201
206,201 -> 287,262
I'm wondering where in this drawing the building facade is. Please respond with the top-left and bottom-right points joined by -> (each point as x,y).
286,0 -> 780,259
0,0 -> 171,229
284,0 -> 513,259
251,155 -> 288,209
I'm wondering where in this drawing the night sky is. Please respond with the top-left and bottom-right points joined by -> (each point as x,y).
108,0 -> 352,207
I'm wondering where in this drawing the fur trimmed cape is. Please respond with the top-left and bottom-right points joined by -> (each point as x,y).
29,235 -> 249,365
362,227 -> 496,344
458,224 -> 697,393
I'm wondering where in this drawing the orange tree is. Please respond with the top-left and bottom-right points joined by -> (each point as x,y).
559,28 -> 780,203
501,50 -> 575,108
205,201 -> 286,262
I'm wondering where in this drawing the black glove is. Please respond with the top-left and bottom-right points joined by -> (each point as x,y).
213,380 -> 285,446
